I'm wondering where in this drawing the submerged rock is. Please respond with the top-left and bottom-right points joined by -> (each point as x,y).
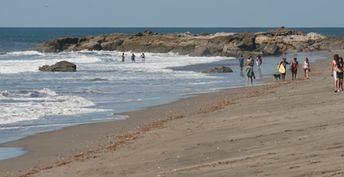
39,61 -> 77,72
204,66 -> 233,73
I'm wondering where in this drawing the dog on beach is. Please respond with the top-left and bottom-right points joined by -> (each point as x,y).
273,73 -> 281,80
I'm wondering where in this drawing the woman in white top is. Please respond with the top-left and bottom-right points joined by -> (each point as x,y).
303,58 -> 310,79
332,54 -> 339,92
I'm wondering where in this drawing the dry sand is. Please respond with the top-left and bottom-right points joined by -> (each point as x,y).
2,51 -> 344,177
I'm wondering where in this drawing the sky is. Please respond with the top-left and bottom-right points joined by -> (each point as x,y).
0,0 -> 343,27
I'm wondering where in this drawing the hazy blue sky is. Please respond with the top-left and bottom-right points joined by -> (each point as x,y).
1,0 -> 343,27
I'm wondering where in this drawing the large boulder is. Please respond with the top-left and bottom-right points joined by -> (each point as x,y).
193,46 -> 210,56
232,33 -> 256,50
34,37 -> 79,52
78,42 -> 102,51
39,61 -> 77,72
101,39 -> 124,50
171,42 -> 195,55
269,27 -> 305,36
263,44 -> 281,55
203,66 -> 233,73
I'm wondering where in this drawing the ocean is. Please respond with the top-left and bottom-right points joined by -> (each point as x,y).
0,28 -> 332,146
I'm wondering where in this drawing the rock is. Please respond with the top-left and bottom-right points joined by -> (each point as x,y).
101,39 -> 124,50
199,32 -> 210,36
32,28 -> 338,57
78,42 -> 102,51
306,32 -> 327,40
270,27 -> 305,36
39,61 -> 77,72
133,32 -> 144,37
144,30 -> 157,35
171,42 -> 195,55
232,33 -> 256,50
204,66 -> 233,73
56,37 -> 79,50
193,46 -> 210,56
34,37 -> 79,52
263,44 -> 280,55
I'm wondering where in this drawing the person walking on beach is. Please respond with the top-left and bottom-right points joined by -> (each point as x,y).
303,57 -> 311,80
239,55 -> 244,73
336,57 -> 344,92
245,56 -> 255,85
278,58 -> 289,81
131,53 -> 136,62
121,52 -> 125,62
332,54 -> 339,92
290,57 -> 298,80
256,55 -> 263,69
141,53 -> 145,62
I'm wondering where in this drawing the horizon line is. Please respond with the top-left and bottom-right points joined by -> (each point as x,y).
1,26 -> 344,28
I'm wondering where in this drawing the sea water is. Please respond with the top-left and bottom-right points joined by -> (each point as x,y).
0,28 -> 331,146
0,147 -> 26,160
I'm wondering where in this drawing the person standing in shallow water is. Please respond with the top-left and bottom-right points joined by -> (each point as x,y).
131,53 -> 136,62
245,56 -> 255,85
141,53 -> 145,62
256,55 -> 263,69
121,52 -> 125,62
290,57 -> 298,80
278,58 -> 289,81
239,55 -> 244,73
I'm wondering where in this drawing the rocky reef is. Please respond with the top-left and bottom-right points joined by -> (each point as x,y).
39,61 -> 77,72
33,27 -> 344,57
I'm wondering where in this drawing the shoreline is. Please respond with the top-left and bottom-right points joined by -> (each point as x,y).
0,51 -> 336,176
0,83 -> 279,176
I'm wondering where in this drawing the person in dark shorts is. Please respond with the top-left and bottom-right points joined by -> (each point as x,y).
290,57 -> 298,80
239,55 -> 244,72
336,57 -> 344,92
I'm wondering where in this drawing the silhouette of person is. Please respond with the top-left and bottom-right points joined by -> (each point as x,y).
141,53 -> 145,62
121,52 -> 125,62
131,53 -> 136,62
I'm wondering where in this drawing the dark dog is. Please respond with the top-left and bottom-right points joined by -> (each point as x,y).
273,73 -> 281,80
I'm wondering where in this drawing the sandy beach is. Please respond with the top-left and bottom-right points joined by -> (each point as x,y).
2,51 -> 344,177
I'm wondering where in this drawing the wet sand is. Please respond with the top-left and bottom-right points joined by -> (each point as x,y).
2,51 -> 344,177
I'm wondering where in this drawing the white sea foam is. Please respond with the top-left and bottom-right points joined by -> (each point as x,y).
4,50 -> 46,56
0,53 -> 102,74
0,88 -> 107,125
0,51 -> 233,125
0,50 -> 232,74
79,51 -> 234,79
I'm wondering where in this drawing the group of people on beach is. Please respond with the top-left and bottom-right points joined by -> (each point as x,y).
239,54 -> 311,85
331,54 -> 344,93
121,52 -> 145,63
277,57 -> 311,81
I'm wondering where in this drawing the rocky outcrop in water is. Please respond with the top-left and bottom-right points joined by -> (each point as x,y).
39,61 -> 77,72
203,66 -> 233,73
33,27 -> 339,57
